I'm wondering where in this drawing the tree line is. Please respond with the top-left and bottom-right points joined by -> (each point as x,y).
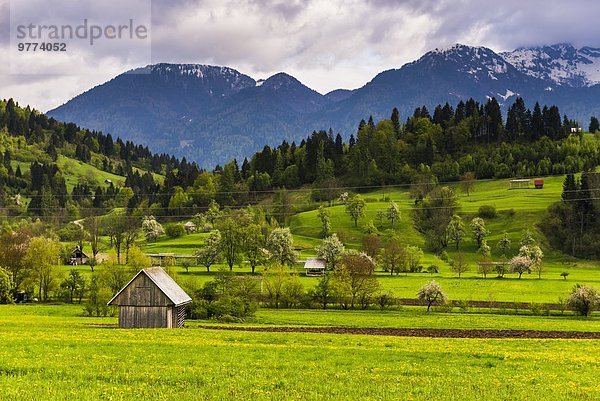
2,97 -> 598,224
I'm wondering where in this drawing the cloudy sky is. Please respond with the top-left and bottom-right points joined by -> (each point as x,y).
1,0 -> 599,112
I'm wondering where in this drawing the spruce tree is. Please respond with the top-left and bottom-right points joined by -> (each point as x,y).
391,107 -> 400,136
589,116 -> 600,133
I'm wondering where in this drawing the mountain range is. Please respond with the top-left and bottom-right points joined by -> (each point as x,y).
48,43 -> 600,167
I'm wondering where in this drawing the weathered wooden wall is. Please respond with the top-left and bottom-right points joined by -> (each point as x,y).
119,306 -> 173,328
111,274 -> 172,307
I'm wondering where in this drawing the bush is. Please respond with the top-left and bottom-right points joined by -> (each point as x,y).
438,250 -> 449,262
456,299 -> 469,312
529,302 -> 542,316
427,265 -> 439,274
375,292 -> 394,310
567,284 -> 600,316
165,223 -> 186,238
478,205 -> 498,219
193,296 -> 257,320
410,265 -> 423,273
190,274 -> 259,320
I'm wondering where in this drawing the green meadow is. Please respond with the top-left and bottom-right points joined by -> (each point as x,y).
0,305 -> 598,401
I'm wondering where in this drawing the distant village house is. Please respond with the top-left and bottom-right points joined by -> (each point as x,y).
70,246 -> 88,265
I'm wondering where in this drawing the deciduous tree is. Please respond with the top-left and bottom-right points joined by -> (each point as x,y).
470,217 -> 490,248
417,280 -> 447,311
446,214 -> 466,250
345,194 -> 366,227
266,228 -> 297,267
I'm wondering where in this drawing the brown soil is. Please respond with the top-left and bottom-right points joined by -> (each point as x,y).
198,325 -> 600,339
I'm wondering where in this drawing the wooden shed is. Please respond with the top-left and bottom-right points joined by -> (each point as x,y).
70,245 -> 88,265
108,267 -> 192,328
303,258 -> 326,276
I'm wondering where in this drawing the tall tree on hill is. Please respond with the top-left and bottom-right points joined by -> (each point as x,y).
470,217 -> 490,248
218,217 -> 243,271
391,107 -> 401,137
531,102 -> 544,140
484,98 -> 503,141
345,194 -> 366,227
589,116 -> 600,133
446,214 -> 466,250
412,186 -> 459,251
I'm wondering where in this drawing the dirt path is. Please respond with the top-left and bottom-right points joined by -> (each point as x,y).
198,325 -> 600,339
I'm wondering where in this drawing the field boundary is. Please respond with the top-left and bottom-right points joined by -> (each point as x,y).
197,325 -> 600,339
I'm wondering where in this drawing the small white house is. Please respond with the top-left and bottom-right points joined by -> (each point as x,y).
303,258 -> 326,276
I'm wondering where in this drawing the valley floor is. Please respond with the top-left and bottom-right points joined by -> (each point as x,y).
0,305 -> 598,401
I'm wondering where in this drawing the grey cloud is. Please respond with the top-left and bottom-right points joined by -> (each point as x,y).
2,0 -> 600,111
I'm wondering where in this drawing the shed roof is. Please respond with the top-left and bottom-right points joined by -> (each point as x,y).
108,267 -> 192,307
304,258 -> 326,269
71,246 -> 88,258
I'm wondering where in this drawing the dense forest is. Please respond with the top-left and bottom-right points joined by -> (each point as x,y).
0,97 -> 599,224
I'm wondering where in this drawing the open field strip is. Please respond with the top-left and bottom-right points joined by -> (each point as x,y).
0,305 -> 599,401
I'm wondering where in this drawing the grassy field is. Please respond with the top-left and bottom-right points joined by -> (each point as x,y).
155,266 -> 598,304
245,308 -> 600,332
0,305 -> 598,400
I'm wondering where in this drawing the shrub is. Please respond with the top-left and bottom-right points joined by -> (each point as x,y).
165,223 -> 186,238
375,292 -> 394,310
456,299 -> 469,312
438,250 -> 449,262
557,297 -> 568,315
410,265 -> 424,273
560,272 -> 569,280
427,265 -> 439,274
478,204 -> 498,219
567,284 -> 600,316
529,302 -> 542,316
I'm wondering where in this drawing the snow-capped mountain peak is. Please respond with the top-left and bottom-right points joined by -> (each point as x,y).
413,43 -> 518,84
501,44 -> 600,87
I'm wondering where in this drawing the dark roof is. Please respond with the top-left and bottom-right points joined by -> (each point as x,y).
71,248 -> 88,258
108,267 -> 192,306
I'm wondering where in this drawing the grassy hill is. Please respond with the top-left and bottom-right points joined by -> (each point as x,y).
126,172 -> 600,304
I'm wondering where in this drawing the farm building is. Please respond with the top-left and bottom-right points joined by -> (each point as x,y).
304,258 -> 326,276
70,246 -> 88,265
108,267 -> 192,328
183,221 -> 197,234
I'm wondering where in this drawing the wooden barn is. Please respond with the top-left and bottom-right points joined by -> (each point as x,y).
108,267 -> 192,328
